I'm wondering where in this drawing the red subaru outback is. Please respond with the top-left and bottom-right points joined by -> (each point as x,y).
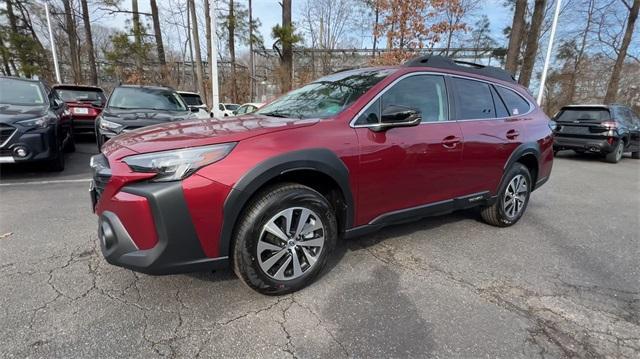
90,56 -> 554,294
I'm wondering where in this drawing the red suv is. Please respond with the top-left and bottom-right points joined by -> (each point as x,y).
90,56 -> 554,294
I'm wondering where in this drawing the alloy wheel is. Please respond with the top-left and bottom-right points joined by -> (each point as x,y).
257,207 -> 325,281
503,174 -> 528,219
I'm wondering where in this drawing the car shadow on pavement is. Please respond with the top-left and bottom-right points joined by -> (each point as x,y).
554,150 -> 635,162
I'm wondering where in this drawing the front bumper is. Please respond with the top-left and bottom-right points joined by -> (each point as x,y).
553,136 -> 615,154
0,124 -> 59,164
90,156 -> 229,274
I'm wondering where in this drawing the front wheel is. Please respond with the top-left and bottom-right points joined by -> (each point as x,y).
232,183 -> 337,295
480,163 -> 531,227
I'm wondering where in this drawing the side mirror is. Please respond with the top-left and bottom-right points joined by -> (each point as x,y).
371,105 -> 421,131
52,98 -> 64,109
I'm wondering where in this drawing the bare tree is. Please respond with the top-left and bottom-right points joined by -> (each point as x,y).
188,0 -> 206,98
604,0 -> 639,103
519,0 -> 547,87
505,0 -> 527,75
63,0 -> 82,83
204,0 -> 212,105
80,0 -> 98,85
150,0 -> 166,68
282,0 -> 293,91
228,0 -> 238,102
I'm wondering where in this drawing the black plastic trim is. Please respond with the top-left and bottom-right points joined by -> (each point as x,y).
220,148 -> 354,256
99,181 -> 228,274
344,191 -> 490,239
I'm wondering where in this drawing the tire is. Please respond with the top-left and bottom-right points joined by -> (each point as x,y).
632,151 -> 639,159
47,151 -> 65,172
480,163 -> 532,227
232,183 -> 337,295
605,141 -> 624,163
64,129 -> 76,153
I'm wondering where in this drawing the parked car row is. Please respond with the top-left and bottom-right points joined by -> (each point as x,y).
0,76 -> 264,171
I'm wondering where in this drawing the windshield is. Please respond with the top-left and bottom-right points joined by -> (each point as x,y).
556,108 -> 610,123
108,87 -> 188,111
0,78 -> 45,106
255,68 -> 395,119
180,93 -> 204,106
56,88 -> 105,103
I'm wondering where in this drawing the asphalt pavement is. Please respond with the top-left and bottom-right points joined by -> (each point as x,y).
1,141 -> 639,358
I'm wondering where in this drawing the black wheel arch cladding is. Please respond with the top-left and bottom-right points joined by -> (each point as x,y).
220,148 -> 354,258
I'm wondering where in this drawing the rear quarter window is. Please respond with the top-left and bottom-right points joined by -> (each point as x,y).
495,87 -> 530,116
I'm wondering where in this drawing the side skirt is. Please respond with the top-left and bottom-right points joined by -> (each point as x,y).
343,191 -> 491,239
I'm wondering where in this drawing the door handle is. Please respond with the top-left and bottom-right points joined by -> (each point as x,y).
442,135 -> 461,149
506,129 -> 520,140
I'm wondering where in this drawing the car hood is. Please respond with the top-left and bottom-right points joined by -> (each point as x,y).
103,115 -> 320,156
102,108 -> 192,123
0,104 -> 48,123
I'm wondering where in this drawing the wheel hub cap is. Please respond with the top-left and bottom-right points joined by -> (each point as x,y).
503,174 -> 528,219
257,207 -> 325,281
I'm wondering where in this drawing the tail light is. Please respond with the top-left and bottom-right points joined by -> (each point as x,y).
607,137 -> 615,145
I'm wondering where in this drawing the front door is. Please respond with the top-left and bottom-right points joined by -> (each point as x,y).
353,74 -> 464,225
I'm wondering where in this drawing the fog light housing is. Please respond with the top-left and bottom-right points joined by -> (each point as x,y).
13,146 -> 29,158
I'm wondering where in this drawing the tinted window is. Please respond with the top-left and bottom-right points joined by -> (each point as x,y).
256,68 -> 395,119
555,108 -> 610,123
108,87 -> 187,111
0,78 -> 45,105
180,93 -> 203,106
225,104 -> 239,111
490,86 -> 509,118
381,75 -> 448,122
496,86 -> 530,116
56,88 -> 105,103
452,78 -> 494,120
355,98 -> 381,125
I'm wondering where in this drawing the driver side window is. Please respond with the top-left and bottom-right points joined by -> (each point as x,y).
355,75 -> 448,125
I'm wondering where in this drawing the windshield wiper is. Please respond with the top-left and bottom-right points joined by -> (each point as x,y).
259,111 -> 293,118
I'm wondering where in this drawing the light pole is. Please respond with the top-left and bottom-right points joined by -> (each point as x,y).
537,0 -> 562,105
210,0 -> 220,117
45,2 -> 62,83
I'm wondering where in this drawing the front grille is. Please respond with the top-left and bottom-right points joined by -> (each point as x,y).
90,154 -> 111,202
0,124 -> 16,147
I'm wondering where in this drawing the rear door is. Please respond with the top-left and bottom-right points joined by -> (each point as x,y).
453,77 -> 529,195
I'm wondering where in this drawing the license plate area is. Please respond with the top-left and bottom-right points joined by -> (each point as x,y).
73,107 -> 89,115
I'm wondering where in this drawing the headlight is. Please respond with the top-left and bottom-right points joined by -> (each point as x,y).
99,118 -> 123,131
16,116 -> 51,128
122,143 -> 236,182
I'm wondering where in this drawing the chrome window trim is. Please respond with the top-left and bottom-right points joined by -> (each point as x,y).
349,71 -> 535,129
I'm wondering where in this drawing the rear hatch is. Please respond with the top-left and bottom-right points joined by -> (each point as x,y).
55,86 -> 106,120
554,107 -> 614,138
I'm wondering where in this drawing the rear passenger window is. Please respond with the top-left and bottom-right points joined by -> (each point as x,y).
490,86 -> 509,118
452,78 -> 494,120
496,87 -> 530,116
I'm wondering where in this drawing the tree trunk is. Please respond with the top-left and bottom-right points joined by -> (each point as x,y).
186,2 -> 196,92
567,0 -> 595,103
372,0 -> 379,57
189,0 -> 206,99
63,0 -> 82,83
0,40 -> 11,76
282,0 -> 293,92
131,0 -> 144,78
150,0 -> 166,69
204,0 -> 212,107
80,0 -> 98,85
604,0 -> 639,103
505,0 -> 527,75
228,0 -> 237,102
518,0 -> 546,87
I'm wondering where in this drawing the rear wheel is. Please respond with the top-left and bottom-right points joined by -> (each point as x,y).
605,141 -> 624,163
232,183 -> 337,295
480,163 -> 531,227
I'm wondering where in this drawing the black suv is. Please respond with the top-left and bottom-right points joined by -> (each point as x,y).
553,104 -> 640,163
96,85 -> 194,150
0,76 -> 74,171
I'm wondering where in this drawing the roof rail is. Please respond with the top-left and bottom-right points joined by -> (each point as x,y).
403,55 -> 516,83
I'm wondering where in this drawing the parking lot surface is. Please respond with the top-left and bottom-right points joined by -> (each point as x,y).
1,142 -> 639,358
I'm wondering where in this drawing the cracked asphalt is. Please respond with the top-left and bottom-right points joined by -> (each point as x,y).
1,141 -> 639,358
